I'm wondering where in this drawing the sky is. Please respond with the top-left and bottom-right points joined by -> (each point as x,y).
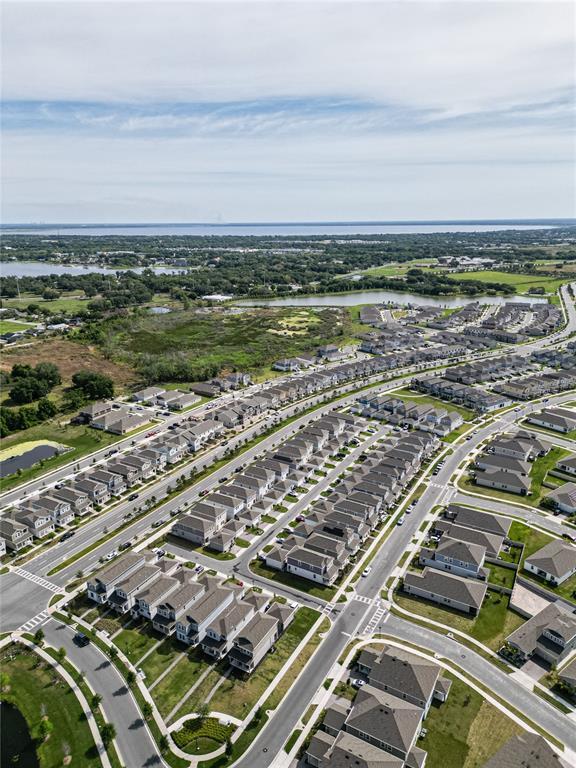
1,0 -> 575,223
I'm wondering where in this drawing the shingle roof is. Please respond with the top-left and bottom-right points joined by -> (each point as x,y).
481,733 -> 569,768
346,685 -> 422,753
404,567 -> 487,610
525,540 -> 576,579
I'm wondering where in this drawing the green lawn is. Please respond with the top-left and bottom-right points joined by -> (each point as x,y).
139,637 -> 187,684
113,622 -> 162,663
1,293 -> 90,313
487,563 -> 516,590
0,644 -> 101,768
206,608 -> 321,720
0,319 -> 35,333
150,649 -> 212,719
395,589 -> 525,651
508,521 -> 554,562
444,270 -> 568,295
249,559 -> 338,600
420,673 -> 524,768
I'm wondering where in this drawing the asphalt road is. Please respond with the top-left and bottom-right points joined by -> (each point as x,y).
42,619 -> 165,768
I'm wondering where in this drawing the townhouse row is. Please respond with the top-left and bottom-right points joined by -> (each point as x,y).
411,375 -> 509,412
471,430 -> 548,497
171,410 -> 365,554
444,354 -> 532,385
264,430 -> 439,586
354,392 -> 464,436
86,551 -> 296,673
494,368 -> 576,400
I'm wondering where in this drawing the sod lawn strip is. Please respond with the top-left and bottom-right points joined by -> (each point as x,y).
150,649 -> 211,719
139,636 -> 187,684
113,623 -> 162,663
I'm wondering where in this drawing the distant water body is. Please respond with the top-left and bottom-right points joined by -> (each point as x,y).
2,220 -> 572,237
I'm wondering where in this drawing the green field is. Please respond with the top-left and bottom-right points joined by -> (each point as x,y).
102,306 -> 357,382
0,644 -> 101,768
445,270 -> 568,295
1,293 -> 90,313
0,319 -> 35,333
420,673 -> 523,768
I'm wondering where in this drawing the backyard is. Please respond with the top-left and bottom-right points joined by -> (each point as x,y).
0,644 -> 101,768
420,673 -> 524,768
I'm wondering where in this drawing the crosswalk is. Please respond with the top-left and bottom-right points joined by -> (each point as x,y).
362,601 -> 387,634
353,594 -> 373,605
19,610 -> 50,633
12,566 -> 61,594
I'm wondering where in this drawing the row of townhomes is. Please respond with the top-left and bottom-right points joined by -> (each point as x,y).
306,644 -> 452,767
402,504 -> 515,616
78,400 -> 152,435
494,368 -> 576,400
526,406 -> 576,435
0,418 -> 225,552
353,392 -> 464,437
86,551 -> 296,673
131,385 -> 200,410
471,430 -> 548,496
411,375 -> 509,413
264,430 -> 439,586
172,410 -> 365,555
444,354 -> 533,385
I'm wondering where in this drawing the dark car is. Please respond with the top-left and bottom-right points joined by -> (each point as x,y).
128,493 -> 139,501
73,632 -> 90,647
60,531 -> 76,542
119,541 -> 132,550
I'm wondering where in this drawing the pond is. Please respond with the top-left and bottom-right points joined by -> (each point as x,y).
0,443 -> 65,478
236,289 -> 548,309
0,261 -> 189,277
0,702 -> 40,768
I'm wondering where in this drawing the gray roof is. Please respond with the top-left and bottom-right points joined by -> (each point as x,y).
404,567 -> 487,610
92,553 -> 143,585
327,731 -> 404,768
481,733 -> 569,768
435,535 -> 486,566
442,524 -> 503,558
525,540 -> 576,579
346,684 -> 423,753
233,612 -> 278,650
363,645 -> 440,703
506,602 -> 576,656
447,504 -> 511,537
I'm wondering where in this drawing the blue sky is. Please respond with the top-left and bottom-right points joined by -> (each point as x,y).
1,1 -> 574,223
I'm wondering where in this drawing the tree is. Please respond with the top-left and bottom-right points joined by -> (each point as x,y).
33,628 -> 45,646
101,723 -> 116,747
225,737 -> 233,757
42,288 -> 61,301
90,693 -> 102,710
108,646 -> 118,660
126,670 -> 136,687
141,701 -> 153,720
195,702 -> 210,721
37,397 -> 58,421
35,362 -> 61,387
39,719 -> 54,742
71,370 -> 114,400
158,734 -> 169,753
56,647 -> 66,663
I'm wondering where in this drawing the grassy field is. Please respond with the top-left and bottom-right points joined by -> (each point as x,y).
444,270 -> 568,295
113,622 -> 161,664
0,644 -> 101,768
0,319 -> 35,333
391,388 -> 476,421
150,649 -> 212,719
1,292 -> 90,313
420,673 -> 523,768
395,590 -> 525,651
102,306 -> 357,381
139,637 -> 187,684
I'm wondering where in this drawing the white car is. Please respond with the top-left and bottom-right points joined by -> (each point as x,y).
105,550 -> 118,561
352,679 -> 366,688
362,566 -> 372,577
397,516 -> 405,526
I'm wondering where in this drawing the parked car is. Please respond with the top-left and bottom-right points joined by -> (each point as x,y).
128,493 -> 139,501
73,632 -> 90,647
104,550 -> 117,561
397,516 -> 405,526
119,541 -> 132,550
351,679 -> 366,688
60,531 -> 76,542
362,566 -> 372,577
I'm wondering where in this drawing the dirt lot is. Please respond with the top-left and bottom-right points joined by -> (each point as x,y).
1,338 -> 138,390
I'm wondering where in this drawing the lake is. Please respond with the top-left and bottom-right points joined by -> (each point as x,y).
237,289 -> 548,309
0,261 -> 189,277
1,220 -> 566,237
0,702 -> 39,768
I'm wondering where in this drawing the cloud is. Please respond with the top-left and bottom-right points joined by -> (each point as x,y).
1,0 -> 574,222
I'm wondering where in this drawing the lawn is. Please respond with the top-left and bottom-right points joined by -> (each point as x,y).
150,649 -> 212,719
444,270 -> 568,296
391,388 -> 475,421
113,622 -> 162,663
420,673 -> 524,768
249,559 -> 337,600
487,563 -> 516,590
1,292 -> 90,313
0,644 -> 101,768
139,636 -> 187,684
205,607 -> 321,720
0,319 -> 35,333
395,589 -> 525,651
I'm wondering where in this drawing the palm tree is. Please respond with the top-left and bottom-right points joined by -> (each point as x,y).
101,723 -> 116,747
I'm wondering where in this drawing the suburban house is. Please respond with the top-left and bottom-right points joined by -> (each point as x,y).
0,518 -> 33,551
51,487 -> 92,516
418,536 -> 487,579
444,505 -> 511,538
504,601 -> 576,665
13,508 -> 55,539
526,407 -> 576,434
88,468 -> 127,496
402,567 -> 488,616
29,495 -> 75,526
547,482 -> 576,515
556,454 -> 576,477
132,385 -> 166,402
74,478 -> 111,505
475,468 -> 531,496
481,733 -> 571,768
86,553 -> 146,604
524,540 -> 576,586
